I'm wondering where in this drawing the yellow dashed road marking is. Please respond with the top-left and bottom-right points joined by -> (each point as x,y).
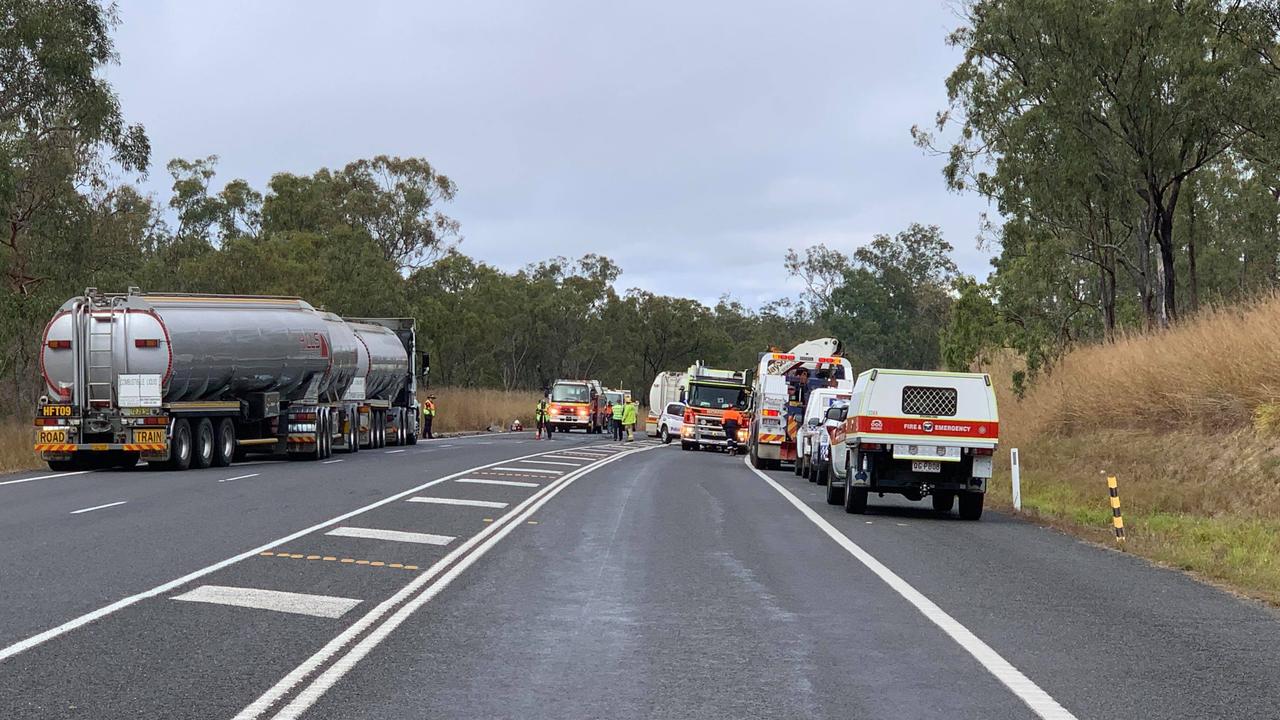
259,552 -> 419,571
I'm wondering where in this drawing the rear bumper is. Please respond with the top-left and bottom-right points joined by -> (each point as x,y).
37,442 -> 166,452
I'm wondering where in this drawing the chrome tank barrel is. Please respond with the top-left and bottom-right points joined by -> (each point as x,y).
319,312 -> 359,402
41,293 -> 337,405
348,321 -> 409,401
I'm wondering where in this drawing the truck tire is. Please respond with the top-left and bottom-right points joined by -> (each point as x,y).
167,419 -> 193,471
931,492 -> 955,514
681,440 -> 693,451
48,458 -> 83,472
406,411 -> 418,445
749,438 -> 763,469
958,492 -> 984,521
844,486 -> 867,514
191,418 -> 215,469
793,454 -> 803,476
213,418 -> 236,467
825,465 -> 845,505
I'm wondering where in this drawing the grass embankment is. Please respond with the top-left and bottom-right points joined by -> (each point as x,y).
0,421 -> 37,474
985,294 -> 1280,603
420,387 -> 541,433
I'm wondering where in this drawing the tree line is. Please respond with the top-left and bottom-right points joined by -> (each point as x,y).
0,1 -> 973,418
922,0 -> 1280,389
16,1 -> 1275,417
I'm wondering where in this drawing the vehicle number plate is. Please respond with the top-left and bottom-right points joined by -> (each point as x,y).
911,461 -> 942,473
38,429 -> 67,444
133,429 -> 166,444
40,405 -> 72,417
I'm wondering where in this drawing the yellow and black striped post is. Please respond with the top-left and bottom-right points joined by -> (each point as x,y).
1106,475 -> 1125,545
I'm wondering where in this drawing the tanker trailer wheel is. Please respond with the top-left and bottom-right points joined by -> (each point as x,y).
192,418 -> 215,469
406,409 -> 418,445
213,419 -> 235,467
167,419 -> 193,471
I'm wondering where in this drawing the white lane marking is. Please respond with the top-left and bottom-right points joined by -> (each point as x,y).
490,466 -> 562,475
437,444 -> 455,448
745,460 -> 1078,720
219,473 -> 261,484
69,500 -> 127,515
457,478 -> 539,488
0,445 -> 597,664
173,585 -> 361,619
407,497 -> 508,509
325,526 -> 454,546
237,444 -> 657,720
0,470 -> 93,487
384,449 -> 406,454
322,459 -> 344,465
543,454 -> 599,460
522,460 -> 580,467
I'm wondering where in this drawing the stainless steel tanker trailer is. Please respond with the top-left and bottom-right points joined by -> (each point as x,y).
33,288 -> 425,471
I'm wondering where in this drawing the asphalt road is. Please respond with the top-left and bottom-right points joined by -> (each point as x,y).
1,433 -> 1278,719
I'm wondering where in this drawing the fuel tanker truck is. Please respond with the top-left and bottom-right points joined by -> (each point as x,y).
33,288 -> 424,471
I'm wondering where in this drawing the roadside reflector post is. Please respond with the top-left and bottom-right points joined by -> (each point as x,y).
1106,475 -> 1126,547
1010,448 -> 1021,512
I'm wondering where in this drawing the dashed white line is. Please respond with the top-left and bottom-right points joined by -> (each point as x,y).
0,470 -> 93,487
490,466 -> 562,475
219,473 -> 261,483
522,460 -> 581,467
384,449 -> 406,454
325,526 -> 454,546
407,497 -> 509,509
173,585 -> 361,619
746,459 -> 1078,720
322,459 -> 344,465
69,500 -> 127,515
457,478 -> 539,488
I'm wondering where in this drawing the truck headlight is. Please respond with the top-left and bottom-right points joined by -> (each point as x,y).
736,428 -> 749,442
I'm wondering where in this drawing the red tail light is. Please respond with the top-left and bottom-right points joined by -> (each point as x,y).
294,412 -> 317,422
134,338 -> 160,348
46,340 -> 71,350
973,447 -> 994,456
817,356 -> 839,364
761,409 -> 780,418
143,416 -> 168,426
860,442 -> 883,451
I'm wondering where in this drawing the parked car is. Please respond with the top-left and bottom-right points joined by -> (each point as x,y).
655,401 -> 686,444
795,388 -> 851,479
826,369 -> 999,520
804,398 -> 849,486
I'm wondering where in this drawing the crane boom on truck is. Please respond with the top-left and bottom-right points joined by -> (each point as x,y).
34,288 -> 423,472
748,338 -> 853,470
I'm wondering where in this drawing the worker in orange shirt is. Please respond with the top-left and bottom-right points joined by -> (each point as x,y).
721,405 -> 747,456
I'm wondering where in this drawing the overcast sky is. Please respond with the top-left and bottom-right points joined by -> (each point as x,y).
108,0 -> 995,306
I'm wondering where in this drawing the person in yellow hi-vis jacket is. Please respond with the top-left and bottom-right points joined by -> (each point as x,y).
422,395 -> 436,439
611,400 -> 626,441
622,400 -> 638,442
535,397 -> 551,440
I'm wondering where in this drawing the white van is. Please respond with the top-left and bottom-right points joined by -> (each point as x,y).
795,387 -> 850,480
826,369 -> 998,520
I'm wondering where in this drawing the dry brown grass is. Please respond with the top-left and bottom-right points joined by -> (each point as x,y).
0,422 -> 38,474
982,294 -> 1280,602
419,387 -> 542,433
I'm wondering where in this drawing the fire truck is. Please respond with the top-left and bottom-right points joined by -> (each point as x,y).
678,363 -> 750,451
546,379 -> 606,433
